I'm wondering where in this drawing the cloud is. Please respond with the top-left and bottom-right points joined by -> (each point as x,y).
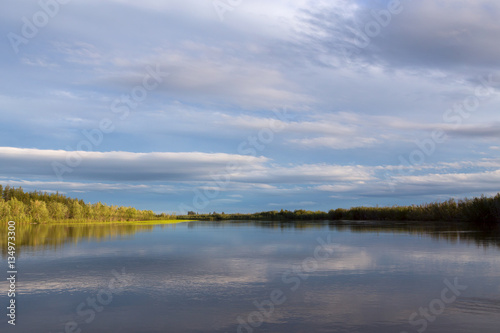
445,123 -> 500,138
2,147 -> 499,198
21,57 -> 58,68
290,136 -> 379,149
388,170 -> 500,195
3,0 -> 500,211
0,147 -> 268,182
229,163 -> 374,184
53,41 -> 103,65
104,44 -> 312,109
298,0 -> 500,70
268,200 -> 317,207
0,147 -> 374,184
182,110 -> 408,150
0,179 -> 175,193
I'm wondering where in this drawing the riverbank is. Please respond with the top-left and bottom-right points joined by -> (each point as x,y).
176,194 -> 500,225
24,219 -> 196,225
1,185 -> 499,225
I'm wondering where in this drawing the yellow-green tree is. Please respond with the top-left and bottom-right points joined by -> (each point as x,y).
69,201 -> 83,220
125,207 -> 138,220
29,200 -> 49,222
8,198 -> 27,222
0,200 -> 11,221
47,202 -> 69,220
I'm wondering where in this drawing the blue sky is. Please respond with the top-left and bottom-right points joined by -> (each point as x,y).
1,0 -> 500,213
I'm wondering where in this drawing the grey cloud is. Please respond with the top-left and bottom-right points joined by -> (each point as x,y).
445,123 -> 500,138
0,147 -> 373,184
102,45 -> 311,109
0,147 -> 268,182
382,170 -> 500,197
298,0 -> 500,71
1,146 -> 499,209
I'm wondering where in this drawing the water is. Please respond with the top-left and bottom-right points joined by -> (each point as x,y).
1,220 -> 499,332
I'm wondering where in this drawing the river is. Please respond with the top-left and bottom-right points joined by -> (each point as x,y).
1,220 -> 499,332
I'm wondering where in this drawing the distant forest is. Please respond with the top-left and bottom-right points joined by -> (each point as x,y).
179,194 -> 500,225
1,185 -> 499,224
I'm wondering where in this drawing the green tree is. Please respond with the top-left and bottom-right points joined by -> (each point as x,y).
29,200 -> 49,222
125,207 -> 137,220
8,198 -> 26,222
0,199 -> 10,221
47,202 -> 69,220
69,201 -> 83,220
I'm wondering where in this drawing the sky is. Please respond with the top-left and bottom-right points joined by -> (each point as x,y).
1,0 -> 499,214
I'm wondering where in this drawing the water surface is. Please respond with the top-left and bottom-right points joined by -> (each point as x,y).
1,220 -> 499,332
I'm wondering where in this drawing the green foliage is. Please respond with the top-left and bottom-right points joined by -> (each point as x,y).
47,202 -> 69,220
29,200 -> 50,222
1,185 -> 498,225
69,201 -> 83,220
0,200 -> 11,219
177,194 -> 500,225
0,186 -> 163,223
8,198 -> 27,222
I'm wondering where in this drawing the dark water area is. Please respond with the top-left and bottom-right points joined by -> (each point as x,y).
1,220 -> 499,332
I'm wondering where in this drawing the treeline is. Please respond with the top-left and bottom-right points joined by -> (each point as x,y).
179,193 -> 500,224
2,185 -> 499,225
0,185 -> 159,223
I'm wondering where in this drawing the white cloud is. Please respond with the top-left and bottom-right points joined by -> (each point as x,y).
53,41 -> 103,65
269,200 -> 317,207
120,45 -> 311,109
290,136 -> 379,149
21,57 -> 58,68
2,146 -> 499,201
392,170 -> 500,189
0,147 -> 268,182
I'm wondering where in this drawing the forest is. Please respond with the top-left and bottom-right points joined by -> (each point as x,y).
179,193 -> 500,224
1,185 -> 499,224
0,185 -> 161,223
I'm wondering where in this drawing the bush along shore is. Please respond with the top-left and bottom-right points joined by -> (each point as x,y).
178,194 -> 500,225
0,185 -> 174,223
1,185 -> 499,225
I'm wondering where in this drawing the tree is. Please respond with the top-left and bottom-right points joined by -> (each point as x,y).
69,201 -> 83,220
125,207 -> 137,220
8,198 -> 26,221
29,200 -> 50,222
2,185 -> 11,201
0,199 -> 10,221
47,202 -> 69,220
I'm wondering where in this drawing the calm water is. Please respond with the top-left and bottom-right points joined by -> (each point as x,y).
1,220 -> 500,333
